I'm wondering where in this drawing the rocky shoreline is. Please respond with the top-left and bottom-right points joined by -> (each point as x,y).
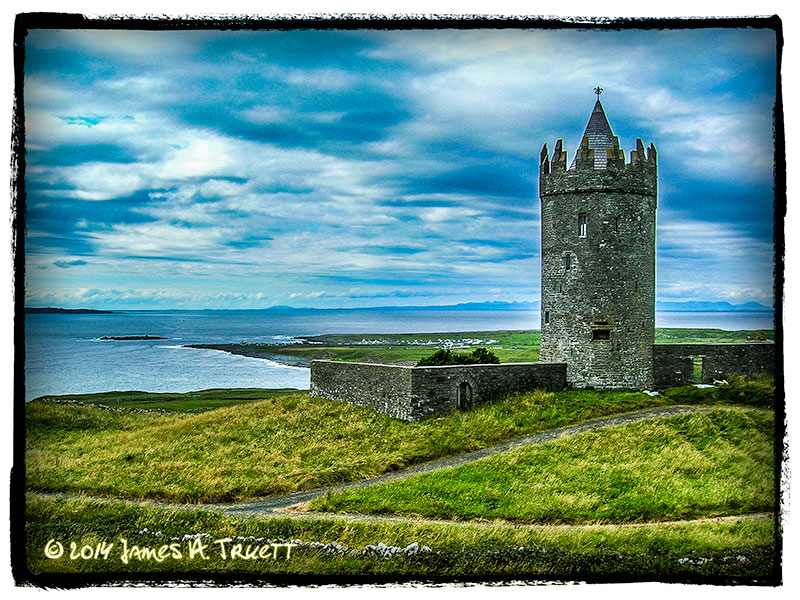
185,344 -> 311,368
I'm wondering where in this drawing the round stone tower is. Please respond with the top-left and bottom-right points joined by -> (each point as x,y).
538,94 -> 657,389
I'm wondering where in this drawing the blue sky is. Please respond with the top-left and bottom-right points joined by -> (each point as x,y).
23,26 -> 778,310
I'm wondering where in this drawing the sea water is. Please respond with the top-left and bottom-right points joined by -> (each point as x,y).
22,309 -> 774,401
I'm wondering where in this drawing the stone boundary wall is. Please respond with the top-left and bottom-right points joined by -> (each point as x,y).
310,361 -> 567,421
309,361 -> 414,420
652,343 -> 776,387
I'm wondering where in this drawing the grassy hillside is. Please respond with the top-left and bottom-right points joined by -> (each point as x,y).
28,388 -> 682,503
310,409 -> 775,523
26,377 -> 775,504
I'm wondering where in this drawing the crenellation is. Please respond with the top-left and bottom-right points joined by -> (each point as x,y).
647,142 -> 657,163
540,143 -> 550,174
633,138 -> 646,164
574,136 -> 596,170
551,139 -> 567,171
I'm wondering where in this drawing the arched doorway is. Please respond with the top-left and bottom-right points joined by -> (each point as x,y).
457,382 -> 473,410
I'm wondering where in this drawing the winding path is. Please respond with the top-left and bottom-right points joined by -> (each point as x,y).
34,404 -> 733,524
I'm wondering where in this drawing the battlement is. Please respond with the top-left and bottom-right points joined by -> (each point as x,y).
539,137 -> 657,198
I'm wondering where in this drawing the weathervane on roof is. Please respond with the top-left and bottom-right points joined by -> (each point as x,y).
594,86 -> 603,98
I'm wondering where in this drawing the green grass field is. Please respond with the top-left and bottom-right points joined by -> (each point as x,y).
271,343 -> 538,364
24,494 -> 776,580
309,408 -> 775,524
32,388 -> 301,413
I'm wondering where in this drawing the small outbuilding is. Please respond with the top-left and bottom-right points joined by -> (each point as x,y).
310,360 -> 567,421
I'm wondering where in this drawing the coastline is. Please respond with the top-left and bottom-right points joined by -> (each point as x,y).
185,343 -> 312,368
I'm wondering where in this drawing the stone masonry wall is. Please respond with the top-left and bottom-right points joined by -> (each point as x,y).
652,343 -> 776,387
310,361 -> 567,421
309,360 -> 415,420
408,362 -> 567,420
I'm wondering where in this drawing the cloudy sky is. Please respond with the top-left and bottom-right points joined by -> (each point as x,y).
22,24 -> 778,310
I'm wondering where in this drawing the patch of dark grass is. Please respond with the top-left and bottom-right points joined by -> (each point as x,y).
661,374 -> 776,408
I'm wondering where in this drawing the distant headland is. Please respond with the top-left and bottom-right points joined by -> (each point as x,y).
99,335 -> 169,341
25,307 -> 116,314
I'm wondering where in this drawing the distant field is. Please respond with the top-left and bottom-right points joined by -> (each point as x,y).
192,327 -> 773,366
654,328 -> 775,344
233,343 -> 539,365
307,328 -> 773,345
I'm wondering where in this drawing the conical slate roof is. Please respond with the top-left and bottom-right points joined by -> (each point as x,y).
570,99 -> 615,169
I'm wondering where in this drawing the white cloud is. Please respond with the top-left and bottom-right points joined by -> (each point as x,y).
156,134 -> 237,180
38,162 -> 147,201
419,206 -> 481,223
85,222 -> 236,258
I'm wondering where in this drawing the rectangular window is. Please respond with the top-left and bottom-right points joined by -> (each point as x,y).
563,253 -> 571,270
578,213 -> 587,237
592,329 -> 611,341
544,311 -> 550,325
614,216 -> 619,232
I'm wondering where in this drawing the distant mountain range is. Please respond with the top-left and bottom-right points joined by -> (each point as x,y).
654,301 -> 772,313
265,300 -> 773,313
25,300 -> 773,314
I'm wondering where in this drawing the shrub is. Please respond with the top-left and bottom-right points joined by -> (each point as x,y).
416,348 -> 500,366
469,347 -> 501,364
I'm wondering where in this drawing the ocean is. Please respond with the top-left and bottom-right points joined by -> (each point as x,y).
22,308 -> 775,402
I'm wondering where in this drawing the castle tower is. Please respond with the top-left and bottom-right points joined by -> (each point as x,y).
539,92 -> 657,389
